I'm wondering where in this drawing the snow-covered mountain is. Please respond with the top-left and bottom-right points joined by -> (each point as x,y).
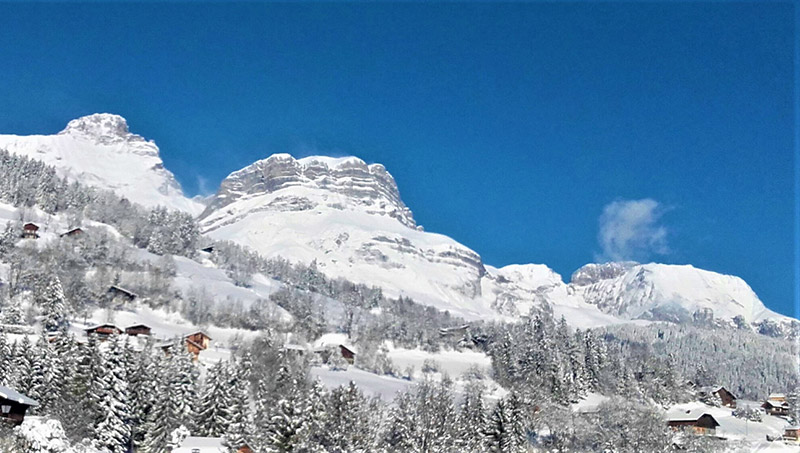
0,113 -> 204,214
1,115 -> 791,330
570,262 -> 789,324
199,152 -> 793,329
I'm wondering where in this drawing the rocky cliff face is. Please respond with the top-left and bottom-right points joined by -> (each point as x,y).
199,153 -> 519,318
201,154 -> 416,229
569,262 -> 789,325
0,114 -> 204,214
198,153 -> 794,327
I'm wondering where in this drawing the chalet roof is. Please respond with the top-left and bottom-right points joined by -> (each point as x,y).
185,330 -> 212,341
0,385 -> 39,407
665,407 -> 720,426
282,344 -> 308,351
768,393 -> 787,399
85,323 -> 121,331
22,223 -> 39,230
109,285 -> 138,297
125,324 -> 151,329
172,436 -> 251,453
313,333 -> 357,354
698,386 -> 736,398
60,227 -> 83,236
763,399 -> 790,408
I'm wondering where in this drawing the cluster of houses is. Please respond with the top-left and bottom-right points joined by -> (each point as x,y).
665,385 -> 800,443
84,322 -> 213,362
20,222 -> 84,240
282,333 -> 357,366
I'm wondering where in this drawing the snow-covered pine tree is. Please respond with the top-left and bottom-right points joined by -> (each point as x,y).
11,336 -> 34,395
128,339 -> 158,449
196,360 -> 232,437
318,381 -> 373,452
456,379 -> 487,452
37,274 -> 68,332
93,335 -> 132,453
142,349 -> 198,453
0,334 -> 11,386
484,393 -> 527,453
28,331 -> 63,414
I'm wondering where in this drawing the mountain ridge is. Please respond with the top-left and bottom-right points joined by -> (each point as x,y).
1,113 -> 793,329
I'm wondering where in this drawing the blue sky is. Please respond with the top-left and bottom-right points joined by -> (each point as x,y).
0,3 -> 796,317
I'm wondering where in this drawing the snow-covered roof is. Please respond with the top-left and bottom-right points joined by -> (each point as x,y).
0,385 -> 39,407
282,343 -> 308,351
313,333 -> 356,354
172,436 -> 251,453
185,330 -> 212,340
768,393 -> 787,399
172,436 -> 225,453
85,323 -> 121,331
666,405 -> 718,423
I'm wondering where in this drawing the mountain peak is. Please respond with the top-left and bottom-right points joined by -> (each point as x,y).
59,113 -> 141,144
205,153 -> 416,229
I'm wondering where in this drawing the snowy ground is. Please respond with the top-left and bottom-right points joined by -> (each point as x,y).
666,401 -> 799,451
310,366 -> 413,402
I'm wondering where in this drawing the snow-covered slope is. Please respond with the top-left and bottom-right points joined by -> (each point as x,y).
200,153 -> 792,329
0,113 -> 203,214
198,154 -> 632,324
570,262 -> 790,324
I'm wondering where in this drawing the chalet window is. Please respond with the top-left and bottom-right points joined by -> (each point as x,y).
1,405 -> 10,414
192,449 -> 200,453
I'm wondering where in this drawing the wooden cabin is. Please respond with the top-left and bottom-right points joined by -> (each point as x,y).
762,396 -> 790,416
439,324 -> 470,337
162,331 -> 212,361
85,323 -> 123,339
60,227 -> 84,238
169,436 -> 252,453
784,427 -> 800,442
125,324 -> 152,336
108,285 -> 137,303
21,223 -> 39,239
338,344 -> 356,364
667,412 -> 720,436
0,385 -> 39,425
699,386 -> 737,408
185,331 -> 211,351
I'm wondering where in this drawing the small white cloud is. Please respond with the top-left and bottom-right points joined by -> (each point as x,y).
195,175 -> 213,197
597,198 -> 669,262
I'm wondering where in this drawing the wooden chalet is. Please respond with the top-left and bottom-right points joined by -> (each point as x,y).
313,333 -> 357,365
336,344 -> 356,364
21,223 -> 39,239
200,245 -> 215,253
699,386 -> 737,408
439,324 -> 470,337
108,285 -> 137,302
85,323 -> 123,338
784,427 -> 800,442
60,227 -> 84,238
0,385 -> 39,425
162,331 -> 212,361
169,436 -> 252,453
762,394 -> 790,416
125,324 -> 152,336
667,408 -> 720,436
